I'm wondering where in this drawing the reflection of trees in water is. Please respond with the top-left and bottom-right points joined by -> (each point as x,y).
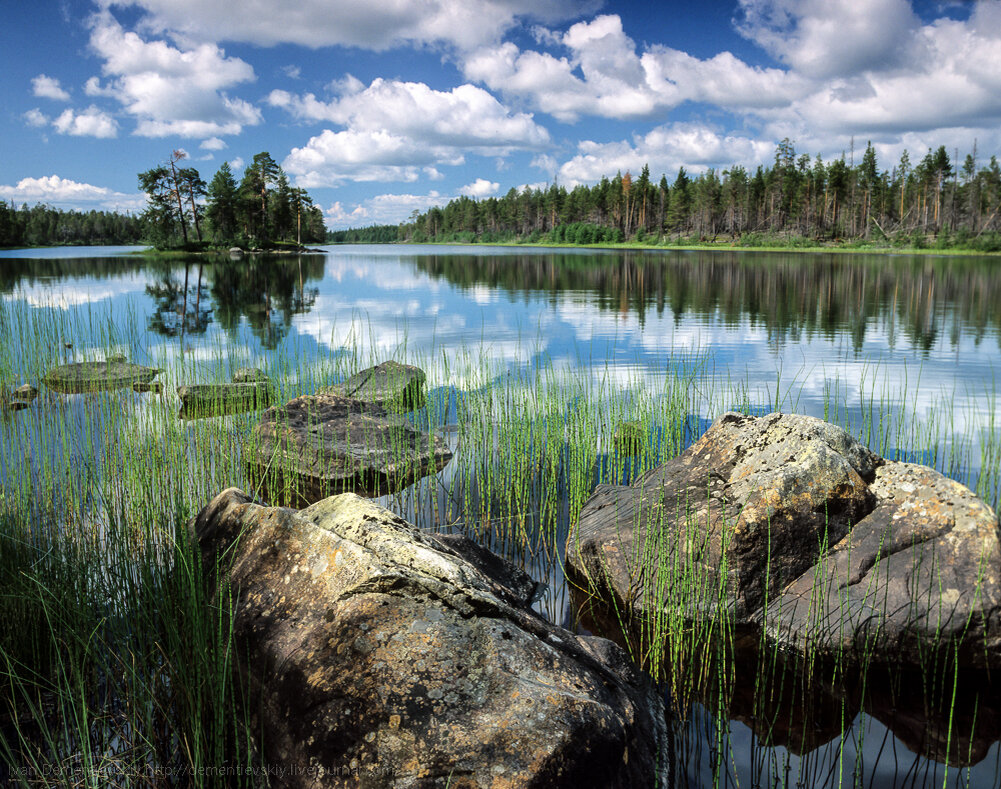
209,257 -> 322,350
142,256 -> 324,349
0,258 -> 148,294
145,261 -> 211,339
413,251 -> 1001,355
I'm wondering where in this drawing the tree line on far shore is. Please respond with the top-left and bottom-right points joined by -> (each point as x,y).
138,150 -> 326,249
332,139 -> 1001,251
0,202 -> 144,248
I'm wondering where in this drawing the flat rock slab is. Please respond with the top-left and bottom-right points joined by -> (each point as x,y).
568,411 -> 1001,668
177,381 -> 273,419
245,393 -> 452,507
191,488 -> 668,788
321,361 -> 426,412
43,360 -> 161,394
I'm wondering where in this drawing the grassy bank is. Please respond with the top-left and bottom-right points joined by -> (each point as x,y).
1,298 -> 999,785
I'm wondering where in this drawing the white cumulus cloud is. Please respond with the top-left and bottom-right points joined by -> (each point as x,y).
460,178 -> 500,197
558,123 -> 774,186
463,14 -> 805,122
0,175 -> 143,211
274,78 -> 550,187
31,74 -> 71,101
86,11 -> 261,139
325,191 -> 450,229
94,0 -> 597,51
52,106 -> 119,138
23,109 -> 49,128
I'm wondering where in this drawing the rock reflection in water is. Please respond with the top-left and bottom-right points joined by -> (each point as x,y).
574,590 -> 1000,781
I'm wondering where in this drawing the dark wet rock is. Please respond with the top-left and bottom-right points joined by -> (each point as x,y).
177,381 -> 273,419
244,393 -> 451,507
760,461 -> 1001,667
569,411 -> 1001,669
321,361 -> 426,412
231,366 -> 268,384
191,488 -> 668,788
43,360 -> 161,394
133,381 -> 163,394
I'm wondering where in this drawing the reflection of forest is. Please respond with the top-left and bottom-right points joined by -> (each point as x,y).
143,257 -> 325,349
413,251 -> 1001,353
0,258 -> 148,293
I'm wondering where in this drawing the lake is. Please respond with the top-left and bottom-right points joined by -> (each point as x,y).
1,244 -> 999,787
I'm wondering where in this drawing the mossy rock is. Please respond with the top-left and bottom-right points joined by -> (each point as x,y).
177,381 -> 274,419
43,360 -> 161,394
321,361 -> 426,412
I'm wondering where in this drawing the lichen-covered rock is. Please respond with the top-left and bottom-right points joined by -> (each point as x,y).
321,361 -> 426,412
760,461 -> 1001,666
569,411 -> 880,624
245,393 -> 452,507
191,488 -> 668,788
569,411 -> 1001,669
43,360 -> 160,393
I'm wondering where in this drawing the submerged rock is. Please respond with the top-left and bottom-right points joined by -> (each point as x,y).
321,361 -> 427,412
244,393 -> 451,507
568,411 -> 1001,668
177,381 -> 273,419
191,488 -> 668,788
8,384 -> 38,410
133,380 -> 163,394
43,360 -> 161,394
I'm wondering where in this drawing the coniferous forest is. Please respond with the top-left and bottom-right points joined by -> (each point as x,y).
332,139 -> 1001,252
0,202 -> 144,248
137,150 -> 326,250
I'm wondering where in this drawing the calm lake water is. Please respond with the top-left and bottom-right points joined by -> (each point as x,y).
1,244 -> 999,787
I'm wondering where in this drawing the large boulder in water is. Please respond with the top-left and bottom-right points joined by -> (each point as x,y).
759,461 -> 1001,666
191,488 -> 668,788
321,361 -> 426,411
244,393 -> 452,507
568,411 -> 1001,668
43,360 -> 160,394
569,411 -> 880,623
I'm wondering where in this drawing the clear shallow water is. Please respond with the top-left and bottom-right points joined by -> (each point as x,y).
1,245 -> 1000,786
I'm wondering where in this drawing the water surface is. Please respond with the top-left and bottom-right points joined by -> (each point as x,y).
1,244 -> 999,787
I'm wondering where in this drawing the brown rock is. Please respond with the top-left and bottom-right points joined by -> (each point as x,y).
191,488 -> 668,788
245,393 -> 452,507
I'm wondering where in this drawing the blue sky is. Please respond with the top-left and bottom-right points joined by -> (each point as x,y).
2,0 -> 998,229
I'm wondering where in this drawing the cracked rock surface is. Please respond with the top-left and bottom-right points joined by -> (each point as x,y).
191,488 -> 668,788
568,411 -> 1001,667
